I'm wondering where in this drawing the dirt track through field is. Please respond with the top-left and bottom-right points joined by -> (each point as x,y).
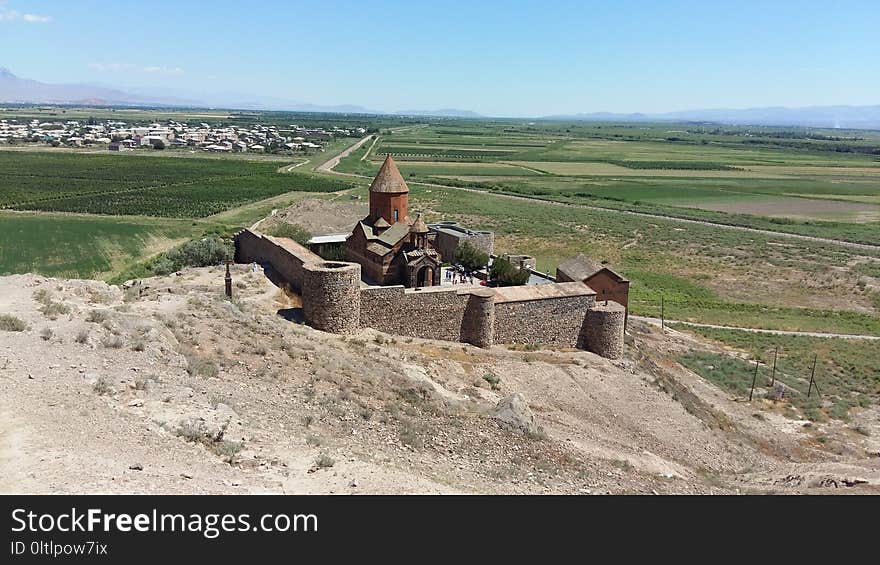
320,163 -> 880,253
632,316 -> 880,340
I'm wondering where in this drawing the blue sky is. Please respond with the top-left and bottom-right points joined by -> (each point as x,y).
1,0 -> 878,116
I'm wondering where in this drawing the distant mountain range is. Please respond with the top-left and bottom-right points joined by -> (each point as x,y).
0,68 -> 380,114
1,67 -> 878,128
542,106 -> 880,129
395,108 -> 483,118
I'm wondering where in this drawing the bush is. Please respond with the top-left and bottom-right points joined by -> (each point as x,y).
93,376 -> 112,395
86,310 -> 109,323
75,329 -> 89,344
456,241 -> 489,272
482,373 -> 501,390
315,453 -> 335,468
101,335 -> 125,349
40,327 -> 54,341
490,257 -> 529,286
152,236 -> 233,276
39,301 -> 71,320
187,355 -> 219,378
0,314 -> 27,332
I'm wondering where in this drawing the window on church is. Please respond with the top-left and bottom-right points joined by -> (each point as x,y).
393,209 -> 399,222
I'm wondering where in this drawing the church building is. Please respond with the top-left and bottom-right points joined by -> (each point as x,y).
345,155 -> 442,287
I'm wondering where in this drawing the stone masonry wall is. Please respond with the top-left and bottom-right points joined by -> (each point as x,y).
234,229 -> 322,292
580,301 -> 626,359
360,285 -> 473,342
494,295 -> 595,348
303,261 -> 361,334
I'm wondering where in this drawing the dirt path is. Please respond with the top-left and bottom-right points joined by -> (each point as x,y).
362,135 -> 380,161
277,161 -> 310,173
632,315 -> 880,340
314,136 -> 373,174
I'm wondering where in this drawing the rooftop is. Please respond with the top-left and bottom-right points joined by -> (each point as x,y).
369,155 -> 409,194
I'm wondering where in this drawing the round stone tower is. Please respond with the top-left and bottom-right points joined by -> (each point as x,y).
579,301 -> 625,359
302,261 -> 361,334
461,288 -> 495,348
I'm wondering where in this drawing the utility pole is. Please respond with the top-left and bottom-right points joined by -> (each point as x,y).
770,345 -> 778,387
225,260 -> 233,299
807,353 -> 819,398
749,359 -> 761,402
660,294 -> 665,332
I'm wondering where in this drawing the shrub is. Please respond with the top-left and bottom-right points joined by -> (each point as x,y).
93,376 -> 112,395
39,301 -> 71,320
152,236 -> 233,276
32,288 -> 53,305
482,373 -> 501,390
315,453 -> 335,468
40,327 -> 54,341
490,257 -> 529,286
0,314 -> 27,332
212,439 -> 244,463
101,335 -> 125,349
187,355 -> 219,378
86,310 -> 109,323
176,419 -> 208,442
456,241 -> 489,272
75,329 -> 89,344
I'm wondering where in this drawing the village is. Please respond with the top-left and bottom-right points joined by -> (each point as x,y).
0,115 -> 367,154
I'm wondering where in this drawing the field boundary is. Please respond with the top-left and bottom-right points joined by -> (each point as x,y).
635,316 -> 880,340
320,164 -> 880,252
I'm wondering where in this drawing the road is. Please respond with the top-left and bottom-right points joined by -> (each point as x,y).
633,316 -> 880,341
314,135 -> 374,174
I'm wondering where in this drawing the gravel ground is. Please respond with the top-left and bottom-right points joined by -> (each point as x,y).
1,269 -> 878,495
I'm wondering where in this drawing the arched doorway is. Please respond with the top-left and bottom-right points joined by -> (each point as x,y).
417,266 -> 433,287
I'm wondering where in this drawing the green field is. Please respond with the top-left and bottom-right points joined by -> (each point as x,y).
0,152 -> 354,218
675,326 -> 880,422
337,121 -> 880,244
0,211 -> 205,279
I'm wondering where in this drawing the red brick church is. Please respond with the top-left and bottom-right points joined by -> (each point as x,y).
345,155 -> 441,287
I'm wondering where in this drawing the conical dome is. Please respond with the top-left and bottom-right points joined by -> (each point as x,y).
369,155 -> 409,194
410,213 -> 428,233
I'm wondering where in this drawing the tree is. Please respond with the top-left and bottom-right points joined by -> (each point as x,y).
455,241 -> 488,273
490,257 -> 529,286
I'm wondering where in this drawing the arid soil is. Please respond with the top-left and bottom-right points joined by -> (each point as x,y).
259,197 -> 367,236
1,269 -> 878,494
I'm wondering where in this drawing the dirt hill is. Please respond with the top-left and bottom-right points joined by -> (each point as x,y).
1,268 -> 878,494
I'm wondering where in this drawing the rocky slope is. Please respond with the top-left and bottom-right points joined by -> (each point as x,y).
1,268 -> 878,494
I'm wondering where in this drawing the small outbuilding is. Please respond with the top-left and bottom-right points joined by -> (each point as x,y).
556,254 -> 629,314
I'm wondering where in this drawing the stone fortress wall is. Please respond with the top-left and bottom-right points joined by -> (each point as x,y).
234,229 -> 320,293
234,229 -> 624,358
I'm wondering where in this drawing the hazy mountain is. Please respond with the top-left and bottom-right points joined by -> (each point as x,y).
395,108 -> 483,118
543,106 -> 880,129
0,68 -> 379,113
4,68 -> 878,127
0,67 -> 171,106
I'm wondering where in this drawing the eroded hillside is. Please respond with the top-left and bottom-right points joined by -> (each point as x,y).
1,267 -> 878,494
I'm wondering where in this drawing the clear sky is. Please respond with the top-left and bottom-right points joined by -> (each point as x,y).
1,0 -> 878,116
